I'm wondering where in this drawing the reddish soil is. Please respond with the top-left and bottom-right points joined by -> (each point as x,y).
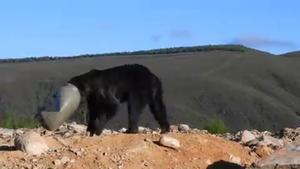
0,132 -> 257,169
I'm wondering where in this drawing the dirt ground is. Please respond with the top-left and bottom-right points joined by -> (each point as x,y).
0,132 -> 257,169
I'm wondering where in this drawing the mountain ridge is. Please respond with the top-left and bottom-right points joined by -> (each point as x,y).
0,44 -> 275,63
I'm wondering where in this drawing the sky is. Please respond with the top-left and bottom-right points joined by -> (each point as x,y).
0,0 -> 299,58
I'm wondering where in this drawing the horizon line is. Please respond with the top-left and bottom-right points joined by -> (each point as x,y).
0,44 -> 297,61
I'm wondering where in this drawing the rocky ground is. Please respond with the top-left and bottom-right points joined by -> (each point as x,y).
0,123 -> 299,169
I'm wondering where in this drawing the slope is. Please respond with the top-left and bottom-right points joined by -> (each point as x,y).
0,45 -> 299,131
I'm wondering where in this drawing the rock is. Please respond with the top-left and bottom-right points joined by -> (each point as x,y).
0,128 -> 15,137
229,154 -> 241,165
159,135 -> 180,149
206,159 -> 213,165
63,132 -> 72,137
40,129 -> 54,136
255,145 -> 274,158
241,130 -> 256,144
251,129 -> 264,138
258,135 -> 284,148
246,139 -> 260,146
111,131 -> 118,134
53,159 -> 61,166
14,131 -> 49,155
191,128 -> 201,134
118,128 -> 127,133
143,161 -> 149,167
61,156 -> 70,164
152,130 -> 159,135
57,123 -> 69,133
153,128 -> 161,134
75,151 -> 82,156
102,129 -> 112,135
262,131 -> 272,136
221,133 -> 235,140
281,127 -> 300,142
70,147 -> 83,156
201,130 -> 209,134
138,126 -> 151,133
15,129 -> 25,135
169,125 -> 179,133
254,141 -> 300,169
67,123 -> 87,134
178,124 -> 190,132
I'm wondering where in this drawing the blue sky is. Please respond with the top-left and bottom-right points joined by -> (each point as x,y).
0,0 -> 299,58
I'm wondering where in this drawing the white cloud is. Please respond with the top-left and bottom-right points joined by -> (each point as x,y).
169,29 -> 194,39
150,35 -> 162,42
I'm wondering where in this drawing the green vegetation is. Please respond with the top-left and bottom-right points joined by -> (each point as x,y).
104,44 -> 246,56
0,44 -> 247,63
204,119 -> 229,134
0,112 -> 39,129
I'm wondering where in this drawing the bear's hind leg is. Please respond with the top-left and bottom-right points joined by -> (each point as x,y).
149,97 -> 170,133
87,94 -> 109,136
126,93 -> 147,133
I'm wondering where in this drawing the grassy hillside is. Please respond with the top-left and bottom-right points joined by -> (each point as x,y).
0,45 -> 299,131
0,45 -> 247,63
281,51 -> 300,58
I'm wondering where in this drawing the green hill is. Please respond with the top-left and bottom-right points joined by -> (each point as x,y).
281,51 -> 300,58
0,45 -> 299,132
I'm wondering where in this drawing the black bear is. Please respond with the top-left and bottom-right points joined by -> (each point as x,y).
69,64 -> 170,136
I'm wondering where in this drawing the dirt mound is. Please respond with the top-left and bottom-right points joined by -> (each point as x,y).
2,124 -> 299,168
0,131 -> 256,169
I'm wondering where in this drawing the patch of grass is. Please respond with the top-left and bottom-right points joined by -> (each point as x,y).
0,112 -> 39,129
204,119 -> 229,134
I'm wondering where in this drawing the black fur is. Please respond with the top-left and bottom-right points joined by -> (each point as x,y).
69,64 -> 170,136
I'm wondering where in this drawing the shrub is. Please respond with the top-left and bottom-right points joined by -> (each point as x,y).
204,119 -> 229,134
0,112 -> 39,129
